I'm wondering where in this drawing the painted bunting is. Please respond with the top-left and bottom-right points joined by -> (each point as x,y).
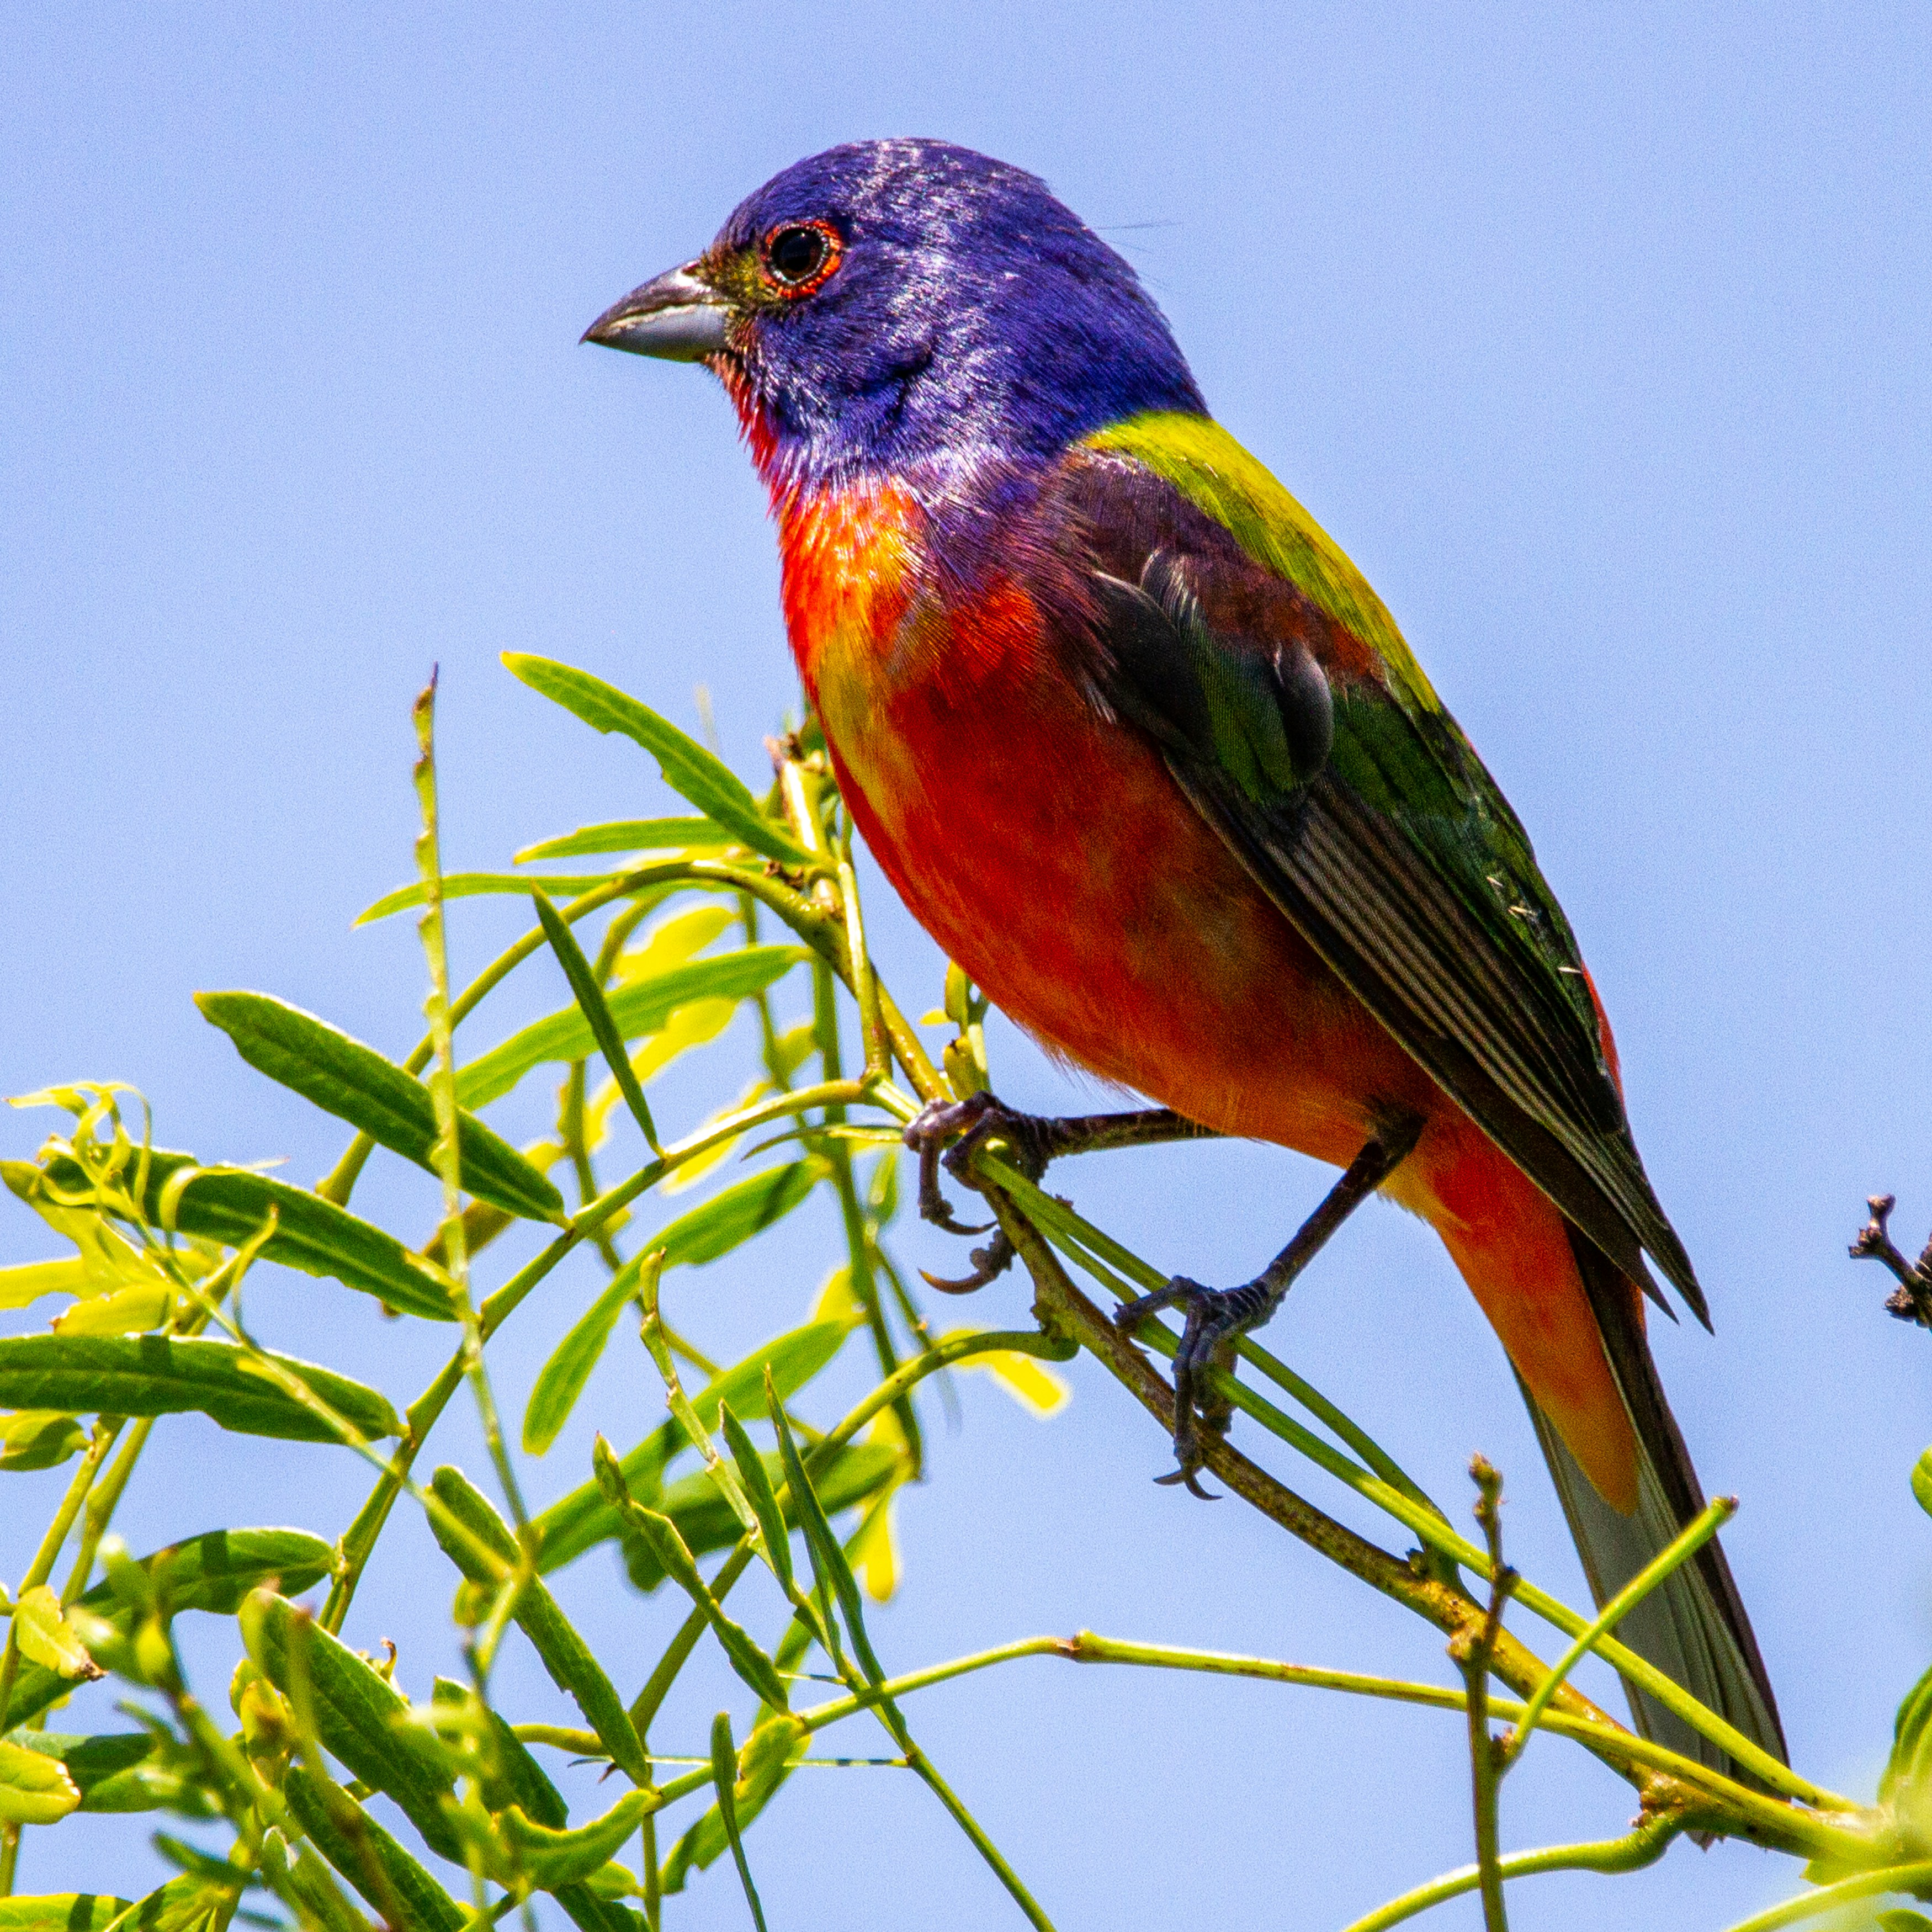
584,139 -> 1783,1772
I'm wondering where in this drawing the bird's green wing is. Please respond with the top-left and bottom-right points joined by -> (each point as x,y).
1067,412 -> 1702,1320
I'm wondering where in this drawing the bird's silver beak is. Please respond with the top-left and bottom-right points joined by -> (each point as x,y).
582,263 -> 731,361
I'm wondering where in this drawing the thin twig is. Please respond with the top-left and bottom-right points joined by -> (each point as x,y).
1452,1457 -> 1517,1932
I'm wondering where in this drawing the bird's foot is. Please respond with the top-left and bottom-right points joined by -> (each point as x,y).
903,1091 -> 1064,1294
1114,1275 -> 1283,1499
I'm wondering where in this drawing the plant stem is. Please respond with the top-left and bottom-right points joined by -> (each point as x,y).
1455,1457 -> 1516,1932
1712,1862 -> 1932,1932
1335,1812 -> 1686,1932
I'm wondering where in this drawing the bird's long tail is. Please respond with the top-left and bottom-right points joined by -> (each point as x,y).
1516,1230 -> 1786,1779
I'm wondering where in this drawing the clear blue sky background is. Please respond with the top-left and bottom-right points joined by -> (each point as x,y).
5,4 -> 1930,1925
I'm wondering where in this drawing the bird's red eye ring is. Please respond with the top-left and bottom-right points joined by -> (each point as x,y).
761,220 -> 842,298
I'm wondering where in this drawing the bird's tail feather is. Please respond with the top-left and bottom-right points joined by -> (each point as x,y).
1513,1232 -> 1786,1779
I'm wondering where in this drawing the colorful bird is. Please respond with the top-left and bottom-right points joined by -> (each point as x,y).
584,139 -> 1784,1773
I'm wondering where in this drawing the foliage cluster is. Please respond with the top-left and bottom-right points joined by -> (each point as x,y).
3,655 -> 1931,1931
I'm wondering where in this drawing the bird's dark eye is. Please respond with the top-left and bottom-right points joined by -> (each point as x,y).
764,221 -> 837,291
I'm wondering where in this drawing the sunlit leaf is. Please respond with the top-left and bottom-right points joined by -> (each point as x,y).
956,1345 -> 1072,1420
516,816 -> 731,863
0,1901 -> 132,1931
196,991 -> 565,1222
0,1738 -> 81,1825
503,655 -> 810,865
613,904 -> 737,981
0,1259 -> 88,1312
14,1586 -> 103,1682
50,1285 -> 171,1337
40,1147 -> 455,1321
354,871 -> 638,925
0,1411 -> 88,1473
851,1492 -> 900,1604
455,948 -> 805,1110
656,1161 -> 826,1267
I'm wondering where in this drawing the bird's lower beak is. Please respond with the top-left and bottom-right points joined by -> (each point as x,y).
581,263 -> 731,361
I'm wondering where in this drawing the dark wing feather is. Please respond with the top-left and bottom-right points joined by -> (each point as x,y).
1063,455 -> 1704,1322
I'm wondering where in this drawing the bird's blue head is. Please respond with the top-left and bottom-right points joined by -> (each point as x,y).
586,139 -> 1206,494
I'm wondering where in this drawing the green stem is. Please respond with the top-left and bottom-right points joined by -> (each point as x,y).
1712,1864 -> 1932,1932
1503,1495 -> 1735,1768
1336,1812 -> 1686,1932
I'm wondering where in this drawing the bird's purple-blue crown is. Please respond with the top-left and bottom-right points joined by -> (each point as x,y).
707,140 -> 1207,486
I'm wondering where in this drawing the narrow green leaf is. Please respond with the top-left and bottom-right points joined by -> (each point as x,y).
524,1252 -> 650,1455
43,1147 -> 455,1321
504,655 -> 810,865
620,1445 -> 898,1592
99,1875 -> 240,1932
426,1467 -> 647,1782
712,1710 -> 771,1932
430,1675 -> 566,1829
196,991 -> 565,1223
592,1443 -> 789,1710
0,1335 -> 399,1443
516,818 -> 729,863
4,1733 -> 210,1819
354,871 -> 634,925
660,1712 -> 805,1895
455,948 -> 805,1110
279,1840 -> 379,1932
250,1595 -> 461,1861
496,1786 -> 654,1887
1878,1912 -> 1932,1932
532,889 -> 661,1153
283,1765 -> 465,1931
720,1403 -> 793,1594
530,1318 -> 852,1571
0,1902 -> 132,1931
0,1411 -> 89,1472
654,1161 -> 826,1270
1913,1447 -> 1932,1521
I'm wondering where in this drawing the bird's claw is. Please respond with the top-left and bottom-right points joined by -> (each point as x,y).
1116,1274 -> 1269,1501
904,1091 -> 1059,1291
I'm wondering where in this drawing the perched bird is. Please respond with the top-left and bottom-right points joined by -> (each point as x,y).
583,139 -> 1784,1772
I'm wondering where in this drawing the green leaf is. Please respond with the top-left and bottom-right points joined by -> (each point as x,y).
3,1528 -> 331,1732
496,1786 -> 654,1887
711,1710 -> 771,1932
4,1732 -> 210,1818
593,1443 -> 789,1710
0,1411 -> 89,1472
248,1594 -> 461,1861
661,1711 -> 805,1895
426,1467 -> 647,1782
530,1320 -> 852,1572
771,1389 -> 884,1684
1912,1447 -> 1932,1521
620,1445 -> 899,1595
282,1765 -> 465,1931
0,1259 -> 88,1312
0,1737 -> 80,1824
44,1147 -> 455,1322
720,1403 -> 793,1595
655,1161 -> 826,1270
99,1873 -> 241,1932
354,871 -> 640,926
522,1166 -> 827,1458
517,818 -> 729,863
1878,1912 -> 1932,1931
532,890 -> 660,1153
505,655 -> 810,866
524,1252 -> 650,1456
430,1676 -> 566,1829
0,1902 -> 132,1931
195,991 -> 565,1223
0,1335 -> 399,1444
13,1587 -> 101,1682
455,948 -> 805,1110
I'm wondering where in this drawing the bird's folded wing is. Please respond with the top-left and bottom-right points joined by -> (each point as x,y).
1055,423 -> 1703,1319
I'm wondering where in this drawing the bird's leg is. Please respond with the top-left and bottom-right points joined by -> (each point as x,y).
1116,1114 -> 1426,1498
904,1096 -> 1213,1294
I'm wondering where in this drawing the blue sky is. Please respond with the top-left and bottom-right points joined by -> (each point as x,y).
4,4 -> 1930,1925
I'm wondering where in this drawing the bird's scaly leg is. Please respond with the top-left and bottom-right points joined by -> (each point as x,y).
1115,1114 -> 1426,1498
904,1095 -> 1213,1293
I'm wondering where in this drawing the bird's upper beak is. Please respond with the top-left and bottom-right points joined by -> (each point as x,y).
581,262 -> 731,362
